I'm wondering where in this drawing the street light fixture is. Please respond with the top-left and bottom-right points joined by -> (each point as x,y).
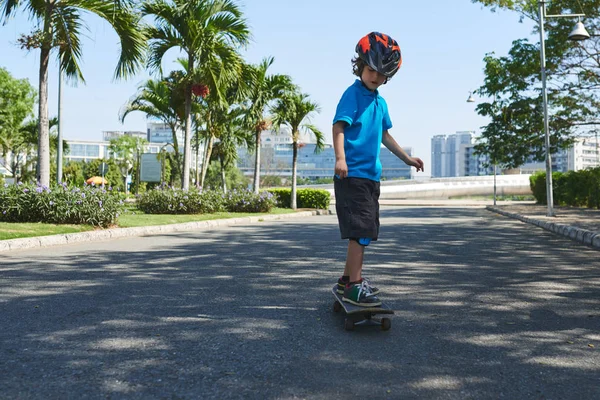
538,0 -> 590,217
466,91 -> 475,103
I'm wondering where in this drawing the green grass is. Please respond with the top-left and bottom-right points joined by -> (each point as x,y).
117,208 -> 295,228
0,208 -> 297,240
0,222 -> 94,240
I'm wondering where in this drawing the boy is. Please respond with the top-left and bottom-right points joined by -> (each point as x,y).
333,32 -> 424,307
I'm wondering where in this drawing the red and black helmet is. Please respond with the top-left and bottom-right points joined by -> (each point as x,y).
356,32 -> 402,78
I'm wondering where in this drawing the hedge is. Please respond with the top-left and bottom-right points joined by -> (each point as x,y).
530,168 -> 600,208
266,188 -> 331,209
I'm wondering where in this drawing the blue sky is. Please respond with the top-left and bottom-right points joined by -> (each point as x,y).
0,0 -> 536,174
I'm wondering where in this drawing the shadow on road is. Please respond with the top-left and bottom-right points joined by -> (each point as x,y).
1,207 -> 599,399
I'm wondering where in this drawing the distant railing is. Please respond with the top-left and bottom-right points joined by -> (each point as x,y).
302,175 -> 533,199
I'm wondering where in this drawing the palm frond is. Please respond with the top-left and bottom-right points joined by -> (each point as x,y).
53,3 -> 85,82
146,24 -> 183,73
0,0 -> 21,21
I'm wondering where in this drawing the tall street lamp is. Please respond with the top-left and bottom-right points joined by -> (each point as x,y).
538,0 -> 590,216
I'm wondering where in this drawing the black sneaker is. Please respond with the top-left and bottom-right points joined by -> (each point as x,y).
342,281 -> 382,307
337,277 -> 380,296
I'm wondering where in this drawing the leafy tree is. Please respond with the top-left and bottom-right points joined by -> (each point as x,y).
210,111 -> 251,192
261,174 -> 283,188
471,0 -> 600,167
204,159 -> 248,192
0,68 -> 36,180
271,92 -> 325,209
143,0 -> 250,190
0,0 -> 146,187
62,160 -> 85,186
243,57 -> 294,193
108,135 -> 148,194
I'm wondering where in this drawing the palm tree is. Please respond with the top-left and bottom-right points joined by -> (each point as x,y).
211,107 -> 251,192
271,92 -> 325,209
0,0 -> 146,187
143,0 -> 249,190
0,117 -> 60,182
120,78 -> 184,185
244,57 -> 294,193
179,54 -> 247,189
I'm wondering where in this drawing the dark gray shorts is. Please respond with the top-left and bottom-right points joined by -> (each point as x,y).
334,177 -> 380,240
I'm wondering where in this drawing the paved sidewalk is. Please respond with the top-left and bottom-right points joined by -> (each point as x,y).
487,204 -> 600,249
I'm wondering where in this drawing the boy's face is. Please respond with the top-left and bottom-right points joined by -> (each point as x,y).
361,66 -> 387,91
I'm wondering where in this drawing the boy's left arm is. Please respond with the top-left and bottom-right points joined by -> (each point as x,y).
382,130 -> 424,172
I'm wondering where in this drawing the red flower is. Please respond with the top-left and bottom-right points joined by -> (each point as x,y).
192,84 -> 209,98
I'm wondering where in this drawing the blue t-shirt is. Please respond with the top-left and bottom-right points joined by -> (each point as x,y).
333,79 -> 392,181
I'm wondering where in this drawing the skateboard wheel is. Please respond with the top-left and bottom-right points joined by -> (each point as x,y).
344,319 -> 355,331
333,301 -> 342,313
381,318 -> 391,331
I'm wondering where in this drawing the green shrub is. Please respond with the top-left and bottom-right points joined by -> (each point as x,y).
530,171 -> 547,205
586,167 -> 600,208
266,188 -> 291,208
552,171 -> 567,206
0,182 -> 124,227
266,188 -> 330,209
297,188 -> 331,209
136,186 -> 225,214
530,168 -> 600,209
136,186 -> 274,214
224,189 -> 275,213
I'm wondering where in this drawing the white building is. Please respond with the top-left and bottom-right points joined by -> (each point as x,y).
147,121 -> 184,145
432,133 -> 600,177
431,131 -> 475,177
103,130 -> 147,141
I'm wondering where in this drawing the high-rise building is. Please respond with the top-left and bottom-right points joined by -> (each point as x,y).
431,131 -> 475,177
432,133 -> 600,176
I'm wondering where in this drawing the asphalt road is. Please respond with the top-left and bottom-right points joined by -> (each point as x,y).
1,206 -> 599,399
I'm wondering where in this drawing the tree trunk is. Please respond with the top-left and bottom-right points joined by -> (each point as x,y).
182,55 -> 194,190
252,128 -> 261,194
37,45 -> 51,187
220,157 -> 227,194
199,137 -> 209,188
199,114 -> 210,188
291,139 -> 298,210
195,134 -> 200,188
200,134 -> 214,188
169,124 -> 181,187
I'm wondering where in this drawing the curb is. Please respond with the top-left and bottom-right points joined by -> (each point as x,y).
0,210 -> 331,253
486,206 -> 600,250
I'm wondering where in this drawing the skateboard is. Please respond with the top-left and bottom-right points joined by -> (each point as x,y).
331,285 -> 394,331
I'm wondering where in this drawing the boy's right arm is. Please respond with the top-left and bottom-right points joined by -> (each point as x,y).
332,121 -> 348,178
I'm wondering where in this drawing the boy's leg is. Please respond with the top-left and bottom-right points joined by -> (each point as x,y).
343,239 -> 365,282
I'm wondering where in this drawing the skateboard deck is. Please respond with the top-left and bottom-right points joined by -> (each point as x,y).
331,285 -> 394,331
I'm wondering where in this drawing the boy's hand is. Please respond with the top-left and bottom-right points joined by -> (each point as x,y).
335,159 -> 348,178
408,157 -> 425,172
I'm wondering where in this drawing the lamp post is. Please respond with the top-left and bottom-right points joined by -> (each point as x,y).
57,71 -> 63,184
538,0 -> 590,216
